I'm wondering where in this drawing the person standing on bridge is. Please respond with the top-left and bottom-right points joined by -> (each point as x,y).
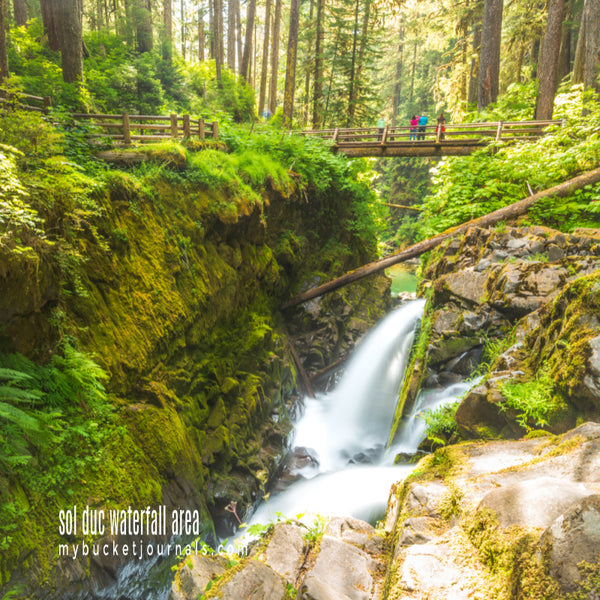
437,112 -> 446,140
417,113 -> 428,140
377,115 -> 386,140
409,115 -> 419,140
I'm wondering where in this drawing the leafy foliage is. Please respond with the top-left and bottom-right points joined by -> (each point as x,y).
418,86 -> 600,237
422,400 -> 460,447
499,366 -> 559,430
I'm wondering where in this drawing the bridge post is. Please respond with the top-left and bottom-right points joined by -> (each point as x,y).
122,113 -> 131,145
333,127 -> 339,143
381,125 -> 388,145
495,121 -> 504,142
170,113 -> 178,138
199,118 -> 205,140
183,114 -> 191,138
211,121 -> 219,140
436,123 -> 442,143
43,96 -> 52,114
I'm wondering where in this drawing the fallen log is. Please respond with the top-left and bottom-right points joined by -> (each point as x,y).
383,203 -> 422,211
281,166 -> 600,310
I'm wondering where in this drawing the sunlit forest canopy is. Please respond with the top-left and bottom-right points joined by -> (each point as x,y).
0,0 -> 597,128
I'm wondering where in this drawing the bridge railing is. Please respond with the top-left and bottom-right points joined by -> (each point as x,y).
296,120 -> 561,146
0,90 -> 52,113
70,113 -> 219,144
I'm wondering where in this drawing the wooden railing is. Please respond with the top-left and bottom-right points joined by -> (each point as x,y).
0,90 -> 52,113
71,112 -> 219,144
296,120 -> 561,145
293,120 -> 562,157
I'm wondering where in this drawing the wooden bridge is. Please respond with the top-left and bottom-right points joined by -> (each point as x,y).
295,120 -> 561,157
1,92 -> 559,156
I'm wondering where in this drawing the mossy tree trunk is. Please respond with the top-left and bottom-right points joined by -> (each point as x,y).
258,0 -> 271,115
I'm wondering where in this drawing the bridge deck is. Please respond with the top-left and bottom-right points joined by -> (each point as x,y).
296,120 -> 561,158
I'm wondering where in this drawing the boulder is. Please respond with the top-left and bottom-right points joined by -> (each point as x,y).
298,535 -> 376,600
219,560 -> 287,600
478,477 -> 593,529
395,516 -> 440,549
542,494 -> 600,592
394,537 -> 472,598
168,555 -> 228,600
263,522 -> 307,584
326,516 -> 383,554
405,482 -> 448,518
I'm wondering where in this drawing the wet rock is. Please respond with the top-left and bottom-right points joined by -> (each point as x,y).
298,535 -> 377,600
478,477 -> 593,529
439,270 -> 488,306
542,494 -> 600,592
396,516 -> 440,548
547,244 -> 565,261
395,536 -> 472,598
405,482 -> 447,517
348,444 -> 385,465
326,516 -> 383,554
274,447 -> 320,491
582,335 -> 600,402
263,522 -> 308,584
219,560 -> 287,600
455,382 -> 508,439
169,555 -> 228,600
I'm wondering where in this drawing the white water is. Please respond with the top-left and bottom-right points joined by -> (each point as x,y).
243,300 -> 472,532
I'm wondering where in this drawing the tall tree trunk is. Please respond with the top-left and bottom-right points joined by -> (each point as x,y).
345,0 -> 360,127
240,0 -> 256,80
282,0 -> 299,127
408,40 -> 417,103
227,0 -> 235,70
391,26 -> 404,127
41,0 -> 60,51
468,22 -> 481,104
198,6 -> 205,60
268,0 -> 281,114
572,0 -> 600,86
557,0 -> 574,81
530,37 -> 540,78
0,0 -> 8,81
312,0 -> 324,128
583,0 -> 600,91
235,0 -> 242,72
13,0 -> 26,26
258,0 -> 271,115
478,0 -> 503,109
163,0 -> 172,60
135,0 -> 153,53
303,0 -> 314,126
180,0 -> 185,58
214,0 -> 223,80
56,0 -> 83,82
535,0 -> 566,119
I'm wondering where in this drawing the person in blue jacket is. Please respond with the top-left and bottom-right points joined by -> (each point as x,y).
417,113 -> 428,140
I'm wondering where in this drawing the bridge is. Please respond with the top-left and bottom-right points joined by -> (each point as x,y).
0,92 -> 559,157
295,120 -> 561,157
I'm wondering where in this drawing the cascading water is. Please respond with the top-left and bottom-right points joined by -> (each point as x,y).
245,299 -> 471,530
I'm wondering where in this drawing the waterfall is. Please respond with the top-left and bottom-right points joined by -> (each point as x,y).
245,299 -> 470,530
